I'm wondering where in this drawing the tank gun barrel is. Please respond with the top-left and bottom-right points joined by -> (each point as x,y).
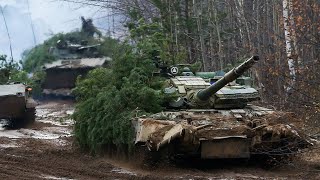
197,56 -> 259,101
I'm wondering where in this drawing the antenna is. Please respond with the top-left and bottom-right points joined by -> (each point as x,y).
27,0 -> 37,46
0,6 -> 14,60
112,9 -> 115,36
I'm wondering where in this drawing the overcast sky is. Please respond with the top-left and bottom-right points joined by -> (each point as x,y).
0,0 -> 112,60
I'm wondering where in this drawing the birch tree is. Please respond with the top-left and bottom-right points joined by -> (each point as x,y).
282,0 -> 297,95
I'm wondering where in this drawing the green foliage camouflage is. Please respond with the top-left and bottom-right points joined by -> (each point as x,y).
22,31 -> 119,72
73,21 -> 173,153
22,34 -> 59,72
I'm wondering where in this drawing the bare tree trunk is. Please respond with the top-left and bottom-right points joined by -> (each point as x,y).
273,0 -> 284,102
283,0 -> 296,95
193,0 -> 207,70
185,0 -> 193,63
213,3 -> 223,70
173,3 -> 179,58
208,0 -> 214,70
233,0 -> 244,47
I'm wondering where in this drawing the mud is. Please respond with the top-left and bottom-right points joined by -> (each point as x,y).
0,101 -> 319,179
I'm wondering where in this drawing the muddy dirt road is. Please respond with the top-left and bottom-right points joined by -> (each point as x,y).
0,101 -> 319,180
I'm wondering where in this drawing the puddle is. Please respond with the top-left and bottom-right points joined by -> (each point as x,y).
66,110 -> 74,115
21,127 -> 72,139
49,138 -> 69,147
37,109 -> 69,118
41,174 -> 74,180
37,109 -> 66,117
36,109 -> 51,118
0,127 -> 72,140
44,127 -> 72,135
111,168 -> 137,176
0,130 -> 25,139
37,119 -> 74,127
0,143 -> 19,148
36,108 -> 74,127
6,154 -> 23,158
20,129 -> 61,140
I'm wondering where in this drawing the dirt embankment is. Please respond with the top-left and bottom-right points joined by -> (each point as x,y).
0,101 -> 319,180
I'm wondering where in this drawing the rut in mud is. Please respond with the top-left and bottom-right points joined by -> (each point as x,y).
0,101 -> 319,180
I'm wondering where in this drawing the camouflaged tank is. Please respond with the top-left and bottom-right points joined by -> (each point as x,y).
133,56 -> 310,161
0,83 -> 37,128
42,40 -> 109,98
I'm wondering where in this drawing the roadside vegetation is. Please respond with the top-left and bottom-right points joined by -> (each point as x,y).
72,21 -> 175,153
0,54 -> 30,84
0,54 -> 45,98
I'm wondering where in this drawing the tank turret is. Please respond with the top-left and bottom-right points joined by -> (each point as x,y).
196,56 -> 259,100
165,56 -> 260,109
191,56 -> 259,108
49,39 -> 101,59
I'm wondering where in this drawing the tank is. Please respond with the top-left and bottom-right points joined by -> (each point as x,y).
42,40 -> 110,98
132,56 -> 310,162
0,83 -> 37,128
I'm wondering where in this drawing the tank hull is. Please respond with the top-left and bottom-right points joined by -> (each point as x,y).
133,105 -> 311,160
0,83 -> 36,128
42,57 -> 109,98
42,68 -> 93,90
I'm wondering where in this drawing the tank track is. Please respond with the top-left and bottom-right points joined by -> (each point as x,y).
5,108 -> 35,129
